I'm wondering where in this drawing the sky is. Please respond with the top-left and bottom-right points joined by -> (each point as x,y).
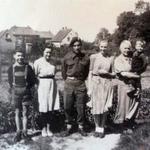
0,0 -> 148,42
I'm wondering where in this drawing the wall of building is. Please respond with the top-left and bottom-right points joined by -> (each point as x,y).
61,31 -> 78,45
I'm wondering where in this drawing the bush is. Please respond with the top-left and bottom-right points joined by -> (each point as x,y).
113,123 -> 150,150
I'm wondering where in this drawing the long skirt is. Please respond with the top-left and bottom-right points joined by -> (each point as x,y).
114,80 -> 139,124
38,78 -> 60,112
91,76 -> 114,114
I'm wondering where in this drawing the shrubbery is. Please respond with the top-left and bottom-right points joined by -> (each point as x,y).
113,123 -> 150,150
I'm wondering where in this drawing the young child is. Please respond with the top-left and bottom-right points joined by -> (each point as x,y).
8,49 -> 35,142
127,40 -> 148,96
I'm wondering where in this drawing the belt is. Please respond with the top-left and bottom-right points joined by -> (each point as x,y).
92,73 -> 112,79
39,75 -> 54,79
92,73 -> 99,76
67,76 -> 78,80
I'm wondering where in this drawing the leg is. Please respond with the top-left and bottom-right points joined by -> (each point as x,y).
100,112 -> 108,128
94,114 -> 101,128
75,86 -> 86,127
64,86 -> 75,125
41,112 -> 48,137
15,108 -> 21,132
22,105 -> 28,132
61,84 -> 77,137
22,105 -> 31,139
75,86 -> 87,136
93,114 -> 105,138
46,112 -> 53,136
14,108 -> 22,142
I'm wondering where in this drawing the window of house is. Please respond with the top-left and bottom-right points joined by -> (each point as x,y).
5,33 -> 12,41
67,37 -> 70,41
26,43 -> 32,54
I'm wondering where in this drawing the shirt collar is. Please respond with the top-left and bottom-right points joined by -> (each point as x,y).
70,50 -> 84,59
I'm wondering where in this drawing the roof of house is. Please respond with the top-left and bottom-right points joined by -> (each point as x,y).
10,26 -> 38,36
36,31 -> 54,39
52,28 -> 72,42
0,30 -> 8,38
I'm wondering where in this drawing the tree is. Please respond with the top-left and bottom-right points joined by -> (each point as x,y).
94,28 -> 111,45
135,0 -> 150,15
137,10 -> 150,42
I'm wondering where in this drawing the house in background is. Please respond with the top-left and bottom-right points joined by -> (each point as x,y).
0,26 -> 54,81
36,31 -> 54,44
52,27 -> 78,47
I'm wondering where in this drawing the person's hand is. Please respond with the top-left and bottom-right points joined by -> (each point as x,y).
110,72 -> 116,78
121,72 -> 140,78
34,84 -> 38,89
99,69 -> 108,75
87,90 -> 91,98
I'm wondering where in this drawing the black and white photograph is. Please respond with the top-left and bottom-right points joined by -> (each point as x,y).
0,0 -> 150,149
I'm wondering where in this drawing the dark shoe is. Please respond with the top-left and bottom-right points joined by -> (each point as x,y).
123,128 -> 133,134
22,131 -> 31,141
61,128 -> 75,137
14,131 -> 22,143
93,132 -> 105,138
78,128 -> 87,136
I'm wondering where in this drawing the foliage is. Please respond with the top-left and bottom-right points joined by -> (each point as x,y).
135,0 -> 150,14
113,123 -> 150,150
111,0 -> 150,57
112,11 -> 137,45
94,28 -> 111,45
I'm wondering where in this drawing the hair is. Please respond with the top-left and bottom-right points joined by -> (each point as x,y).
120,40 -> 132,52
99,40 -> 108,46
14,49 -> 25,55
69,37 -> 82,47
135,39 -> 146,46
44,43 -> 53,49
43,43 -> 53,53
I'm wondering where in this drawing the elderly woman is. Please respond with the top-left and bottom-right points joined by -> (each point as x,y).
34,46 -> 60,137
89,40 -> 115,138
114,40 -> 140,132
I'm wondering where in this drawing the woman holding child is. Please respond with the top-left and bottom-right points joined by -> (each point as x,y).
113,40 -> 147,132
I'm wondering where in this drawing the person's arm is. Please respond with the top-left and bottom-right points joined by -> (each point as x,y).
120,71 -> 140,78
61,58 -> 67,80
108,56 -> 116,78
7,66 -> 13,88
92,56 -> 113,76
87,56 -> 93,96
33,60 -> 39,86
27,65 -> 36,88
84,57 -> 90,80
140,55 -> 148,74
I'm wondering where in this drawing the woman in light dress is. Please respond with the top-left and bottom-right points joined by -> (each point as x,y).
88,40 -> 115,138
114,40 -> 140,132
34,46 -> 60,137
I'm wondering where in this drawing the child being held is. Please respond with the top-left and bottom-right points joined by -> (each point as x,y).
127,40 -> 148,96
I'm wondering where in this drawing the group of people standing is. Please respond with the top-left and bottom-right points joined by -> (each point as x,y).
8,37 -> 148,142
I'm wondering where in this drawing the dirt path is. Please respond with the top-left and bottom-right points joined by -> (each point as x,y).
0,131 -> 120,150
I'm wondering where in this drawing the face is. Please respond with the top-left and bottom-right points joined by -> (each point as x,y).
99,41 -> 109,55
14,52 -> 25,65
135,41 -> 144,52
43,48 -> 52,61
120,43 -> 131,56
72,41 -> 81,54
